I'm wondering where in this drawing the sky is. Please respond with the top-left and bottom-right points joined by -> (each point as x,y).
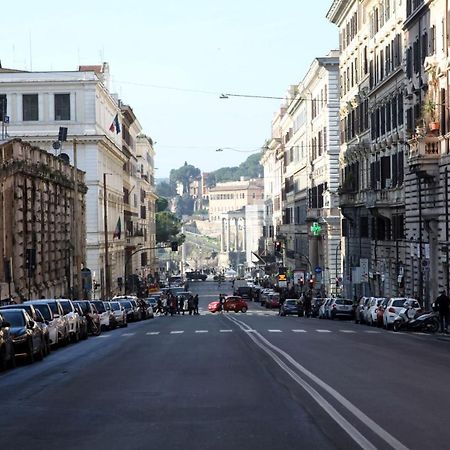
1,0 -> 337,178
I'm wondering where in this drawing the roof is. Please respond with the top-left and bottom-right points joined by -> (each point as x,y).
78,65 -> 103,73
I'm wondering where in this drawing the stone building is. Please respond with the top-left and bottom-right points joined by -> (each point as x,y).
0,139 -> 86,303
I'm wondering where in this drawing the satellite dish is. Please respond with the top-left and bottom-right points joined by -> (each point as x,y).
58,153 -> 70,164
52,141 -> 60,150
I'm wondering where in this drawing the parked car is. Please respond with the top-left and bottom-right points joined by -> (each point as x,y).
280,299 -> 303,316
116,300 -> 138,322
90,301 -> 111,330
24,301 -> 59,348
72,303 -> 88,340
146,297 -> 158,311
383,298 -> 419,329
0,311 -> 15,370
318,298 -> 333,319
26,299 -> 70,346
265,293 -> 281,309
234,286 -> 253,301
141,300 -> 154,319
109,301 -> 127,328
1,308 -> 44,363
113,296 -> 143,321
74,301 -> 101,336
365,298 -> 387,326
103,302 -> 117,329
355,297 -> 371,324
1,304 -> 51,355
329,298 -> 354,320
58,299 -> 82,342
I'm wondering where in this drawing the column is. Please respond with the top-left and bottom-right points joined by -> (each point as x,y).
220,218 -> 225,252
235,218 -> 239,251
242,218 -> 247,252
227,218 -> 231,253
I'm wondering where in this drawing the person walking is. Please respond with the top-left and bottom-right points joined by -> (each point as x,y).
303,291 -> 312,318
193,294 -> 199,315
435,290 -> 450,333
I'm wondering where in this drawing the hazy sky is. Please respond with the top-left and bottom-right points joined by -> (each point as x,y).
1,0 -> 337,178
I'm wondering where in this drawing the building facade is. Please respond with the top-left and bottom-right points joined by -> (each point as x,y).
0,139 -> 86,303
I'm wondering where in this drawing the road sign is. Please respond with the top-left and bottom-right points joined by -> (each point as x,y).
314,266 -> 322,274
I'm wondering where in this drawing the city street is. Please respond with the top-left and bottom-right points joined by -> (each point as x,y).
1,281 -> 450,450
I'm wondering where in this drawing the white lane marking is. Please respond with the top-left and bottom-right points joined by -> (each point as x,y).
339,330 -> 356,334
121,333 -> 135,337
220,329 -> 233,333
292,329 -> 307,333
146,332 -> 160,335
96,334 -> 110,338
365,330 -> 381,334
245,329 -> 256,333
316,329 -> 332,333
226,315 -> 408,450
268,329 -> 282,333
195,330 -> 208,333
170,331 -> 184,334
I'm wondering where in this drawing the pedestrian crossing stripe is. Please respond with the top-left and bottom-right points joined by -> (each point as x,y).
339,330 -> 356,333
220,330 -> 233,332
146,332 -> 160,335
195,330 -> 208,333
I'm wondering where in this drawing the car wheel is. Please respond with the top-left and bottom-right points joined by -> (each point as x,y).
26,340 -> 34,364
241,306 -> 248,313
0,345 -> 7,371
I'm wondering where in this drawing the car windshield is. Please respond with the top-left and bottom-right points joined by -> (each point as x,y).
59,301 -> 73,315
46,302 -> 59,314
75,302 -> 89,313
121,301 -> 132,309
1,309 -> 25,326
285,300 -> 297,305
335,300 -> 353,305
33,304 -> 52,321
92,302 -> 106,313
110,303 -> 120,311
392,299 -> 406,307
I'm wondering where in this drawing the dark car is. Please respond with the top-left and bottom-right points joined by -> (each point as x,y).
1,309 -> 44,363
0,311 -> 15,370
235,286 -> 253,300
280,299 -> 303,316
117,300 -> 137,322
185,271 -> 207,281
311,298 -> 324,318
74,301 -> 101,336
1,304 -> 50,356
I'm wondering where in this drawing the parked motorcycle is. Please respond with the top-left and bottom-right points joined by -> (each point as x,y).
393,302 -> 439,333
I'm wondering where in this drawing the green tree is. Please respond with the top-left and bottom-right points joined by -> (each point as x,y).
156,211 -> 182,243
169,162 -> 201,194
212,153 -> 263,183
156,181 -> 176,198
156,197 -> 169,212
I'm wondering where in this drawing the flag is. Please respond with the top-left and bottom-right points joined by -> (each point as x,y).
109,113 -> 121,134
113,217 -> 121,239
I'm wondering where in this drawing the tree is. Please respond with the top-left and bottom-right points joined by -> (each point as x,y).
156,181 -> 176,198
212,153 -> 263,183
156,197 -> 169,212
156,211 -> 182,243
169,162 -> 201,194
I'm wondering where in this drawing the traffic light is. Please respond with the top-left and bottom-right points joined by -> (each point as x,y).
299,278 -> 304,287
308,278 -> 314,288
171,241 -> 178,251
275,241 -> 282,252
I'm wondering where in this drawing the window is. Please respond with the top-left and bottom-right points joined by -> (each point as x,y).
0,95 -> 6,121
54,94 -> 70,120
23,94 -> 38,121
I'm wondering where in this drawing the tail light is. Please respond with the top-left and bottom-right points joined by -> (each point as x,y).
388,307 -> 396,313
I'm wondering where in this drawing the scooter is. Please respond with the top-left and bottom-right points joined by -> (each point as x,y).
393,305 -> 439,333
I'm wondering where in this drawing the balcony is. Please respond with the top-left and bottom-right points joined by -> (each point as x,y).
408,134 -> 440,179
366,188 -> 405,210
306,207 -> 340,221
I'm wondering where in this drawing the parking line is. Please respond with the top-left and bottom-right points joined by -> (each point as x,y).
121,333 -> 135,336
292,329 -> 307,333
316,329 -> 332,333
195,330 -> 208,333
146,332 -> 160,335
96,334 -> 111,338
268,329 -> 282,333
170,331 -> 184,334
220,329 -> 233,333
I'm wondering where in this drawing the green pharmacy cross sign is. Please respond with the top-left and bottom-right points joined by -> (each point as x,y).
311,222 -> 322,236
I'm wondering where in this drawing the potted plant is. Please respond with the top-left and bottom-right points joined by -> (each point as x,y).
423,96 -> 440,131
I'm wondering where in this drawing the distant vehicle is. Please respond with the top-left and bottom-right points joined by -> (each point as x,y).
265,293 -> 281,309
208,296 -> 248,313
280,299 -> 303,316
168,275 -> 183,286
235,286 -> 253,300
185,271 -> 207,281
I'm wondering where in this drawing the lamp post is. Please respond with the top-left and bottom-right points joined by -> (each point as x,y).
335,241 -> 342,295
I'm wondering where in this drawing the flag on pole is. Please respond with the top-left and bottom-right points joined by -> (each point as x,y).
109,114 -> 121,134
113,217 -> 121,239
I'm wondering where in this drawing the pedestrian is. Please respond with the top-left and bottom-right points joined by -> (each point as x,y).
303,291 -> 312,318
193,294 -> 199,315
435,290 -> 450,333
219,293 -> 225,313
188,295 -> 194,315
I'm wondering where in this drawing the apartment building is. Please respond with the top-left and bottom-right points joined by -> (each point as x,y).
0,139 -> 86,302
0,63 -> 156,298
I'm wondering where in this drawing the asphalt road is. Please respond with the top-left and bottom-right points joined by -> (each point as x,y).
1,281 -> 450,450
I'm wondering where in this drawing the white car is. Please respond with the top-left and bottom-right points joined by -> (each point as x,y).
26,301 -> 59,347
110,301 -> 127,327
364,297 -> 386,326
90,301 -> 111,330
383,298 -> 419,329
58,299 -> 82,342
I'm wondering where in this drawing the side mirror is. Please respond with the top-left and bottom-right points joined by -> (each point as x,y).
28,320 -> 35,329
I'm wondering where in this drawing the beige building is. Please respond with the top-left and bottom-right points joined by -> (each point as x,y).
208,178 -> 264,222
0,139 -> 86,303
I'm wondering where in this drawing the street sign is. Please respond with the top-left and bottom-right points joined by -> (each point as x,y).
278,274 -> 287,282
314,266 -> 322,274
278,280 -> 287,288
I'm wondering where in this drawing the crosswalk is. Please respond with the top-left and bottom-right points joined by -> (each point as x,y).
96,328 -> 386,338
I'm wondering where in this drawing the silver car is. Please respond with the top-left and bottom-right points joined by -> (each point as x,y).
25,301 -> 59,347
109,301 -> 127,328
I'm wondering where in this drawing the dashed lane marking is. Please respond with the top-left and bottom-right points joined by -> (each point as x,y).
121,333 -> 136,336
195,330 -> 209,333
339,330 -> 356,333
170,331 -> 184,334
364,330 -> 381,334
268,329 -> 282,333
96,334 -> 110,338
146,332 -> 160,335
220,329 -> 233,333
292,329 -> 307,333
316,329 -> 332,333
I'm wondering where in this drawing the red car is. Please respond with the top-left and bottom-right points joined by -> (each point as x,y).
208,296 -> 248,313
